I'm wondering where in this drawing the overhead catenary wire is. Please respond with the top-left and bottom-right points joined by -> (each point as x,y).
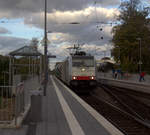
94,1 -> 99,24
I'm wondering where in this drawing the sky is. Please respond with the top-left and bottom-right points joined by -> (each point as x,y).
0,0 -> 149,68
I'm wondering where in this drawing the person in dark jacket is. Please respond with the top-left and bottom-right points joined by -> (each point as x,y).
112,68 -> 115,78
114,70 -> 118,79
139,72 -> 146,82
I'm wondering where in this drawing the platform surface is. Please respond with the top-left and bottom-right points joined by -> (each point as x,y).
0,75 -> 124,135
36,76 -> 124,135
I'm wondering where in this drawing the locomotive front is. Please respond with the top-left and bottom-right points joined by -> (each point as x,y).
70,55 -> 97,87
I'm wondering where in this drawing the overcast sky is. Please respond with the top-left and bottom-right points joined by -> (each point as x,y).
0,0 -> 149,68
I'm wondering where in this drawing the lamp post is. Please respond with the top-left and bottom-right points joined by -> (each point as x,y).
116,46 -> 120,65
44,0 -> 48,96
137,38 -> 142,73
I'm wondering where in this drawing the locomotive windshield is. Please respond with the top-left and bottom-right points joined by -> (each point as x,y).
72,57 -> 94,67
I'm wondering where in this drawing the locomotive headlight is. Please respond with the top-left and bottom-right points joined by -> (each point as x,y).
91,76 -> 94,80
81,68 -> 85,72
73,76 -> 77,80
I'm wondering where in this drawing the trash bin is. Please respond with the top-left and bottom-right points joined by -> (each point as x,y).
30,90 -> 43,122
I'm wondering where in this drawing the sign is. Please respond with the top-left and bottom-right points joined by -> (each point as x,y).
48,55 -> 56,58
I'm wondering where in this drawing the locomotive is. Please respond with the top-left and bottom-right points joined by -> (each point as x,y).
55,51 -> 97,88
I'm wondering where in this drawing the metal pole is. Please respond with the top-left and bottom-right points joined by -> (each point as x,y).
29,57 -> 31,76
139,39 -> 142,73
4,72 -> 5,86
119,47 -> 120,62
44,0 -> 48,96
12,57 -> 15,86
103,51 -> 106,77
32,57 -> 34,76
9,56 -> 12,86
32,57 -> 33,76
40,56 -> 42,82
35,56 -> 37,76
33,57 -> 35,76
104,51 -> 106,58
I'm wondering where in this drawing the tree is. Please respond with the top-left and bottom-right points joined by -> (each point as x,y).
40,37 -> 50,46
30,38 -> 39,50
0,55 -> 9,85
112,0 -> 150,72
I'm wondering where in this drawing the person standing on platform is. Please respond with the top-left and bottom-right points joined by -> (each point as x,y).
117,69 -> 121,79
112,68 -> 115,78
114,70 -> 118,79
139,72 -> 146,82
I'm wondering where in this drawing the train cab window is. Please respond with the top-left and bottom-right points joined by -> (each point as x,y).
72,58 -> 94,67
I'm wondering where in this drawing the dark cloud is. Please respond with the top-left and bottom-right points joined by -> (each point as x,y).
44,20 -> 113,46
0,36 -> 29,54
23,6 -> 118,46
0,0 -> 120,58
0,0 -> 120,18
0,27 -> 11,34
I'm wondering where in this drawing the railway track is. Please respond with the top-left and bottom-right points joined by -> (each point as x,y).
107,85 -> 150,107
101,85 -> 150,122
78,86 -> 150,135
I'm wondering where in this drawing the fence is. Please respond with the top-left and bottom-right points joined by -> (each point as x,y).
0,83 -> 25,126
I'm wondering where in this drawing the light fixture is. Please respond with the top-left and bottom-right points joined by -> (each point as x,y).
73,76 -> 77,80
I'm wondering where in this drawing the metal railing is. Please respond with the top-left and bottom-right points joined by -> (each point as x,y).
15,83 -> 25,125
0,83 -> 25,125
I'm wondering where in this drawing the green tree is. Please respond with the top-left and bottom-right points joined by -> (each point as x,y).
112,0 -> 150,73
0,55 -> 9,85
30,38 -> 39,50
40,37 -> 50,46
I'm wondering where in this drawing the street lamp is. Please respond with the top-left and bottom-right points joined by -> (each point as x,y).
116,46 -> 120,65
44,0 -> 48,96
43,1 -> 55,96
103,50 -> 106,77
136,38 -> 142,73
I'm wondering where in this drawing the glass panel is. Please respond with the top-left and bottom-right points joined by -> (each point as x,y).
72,58 -> 94,67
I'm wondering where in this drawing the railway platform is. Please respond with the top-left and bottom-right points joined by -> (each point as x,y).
0,75 -> 124,135
98,71 -> 150,84
26,75 -> 124,135
98,72 -> 150,94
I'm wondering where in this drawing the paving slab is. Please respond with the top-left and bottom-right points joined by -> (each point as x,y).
0,126 -> 28,135
36,78 -> 71,135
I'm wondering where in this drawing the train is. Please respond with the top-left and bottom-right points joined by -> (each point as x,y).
55,51 -> 97,88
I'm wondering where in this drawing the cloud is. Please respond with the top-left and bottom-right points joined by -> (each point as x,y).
33,6 -> 119,62
24,6 -> 119,26
0,0 -> 120,61
0,0 -> 120,17
24,6 -> 119,45
0,36 -> 29,55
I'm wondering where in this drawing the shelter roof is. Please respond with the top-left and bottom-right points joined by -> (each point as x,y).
9,46 -> 42,56
96,59 -> 116,64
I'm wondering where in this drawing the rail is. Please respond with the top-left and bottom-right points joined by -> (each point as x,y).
99,85 -> 150,128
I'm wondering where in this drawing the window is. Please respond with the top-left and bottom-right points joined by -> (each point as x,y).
72,58 -> 94,67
